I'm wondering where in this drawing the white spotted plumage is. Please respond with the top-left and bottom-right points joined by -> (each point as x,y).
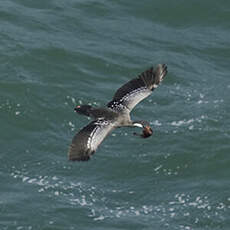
87,120 -> 113,151
68,64 -> 168,161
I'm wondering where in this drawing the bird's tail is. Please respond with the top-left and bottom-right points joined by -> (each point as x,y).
74,105 -> 92,117
140,64 -> 167,90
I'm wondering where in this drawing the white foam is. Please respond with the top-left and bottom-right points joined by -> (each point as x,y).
170,115 -> 207,128
171,119 -> 194,126
151,120 -> 162,126
154,165 -> 163,172
71,97 -> 76,104
94,215 -> 105,221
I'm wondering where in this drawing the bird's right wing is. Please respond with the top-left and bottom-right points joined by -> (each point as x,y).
68,119 -> 115,161
107,64 -> 167,112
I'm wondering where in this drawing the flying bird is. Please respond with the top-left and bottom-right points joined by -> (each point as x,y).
68,64 -> 167,161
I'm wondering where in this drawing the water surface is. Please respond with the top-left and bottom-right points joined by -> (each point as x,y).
1,0 -> 230,229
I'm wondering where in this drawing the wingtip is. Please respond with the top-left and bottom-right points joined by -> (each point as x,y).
68,146 -> 94,162
68,155 -> 91,162
68,150 -> 91,161
157,63 -> 167,75
153,64 -> 167,88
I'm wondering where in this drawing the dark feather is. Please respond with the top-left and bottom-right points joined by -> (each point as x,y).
68,119 -> 114,161
107,64 -> 167,112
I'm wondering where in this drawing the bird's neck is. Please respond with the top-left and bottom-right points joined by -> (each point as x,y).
132,121 -> 144,128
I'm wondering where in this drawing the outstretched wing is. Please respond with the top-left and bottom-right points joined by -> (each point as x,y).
107,64 -> 167,112
68,119 -> 114,161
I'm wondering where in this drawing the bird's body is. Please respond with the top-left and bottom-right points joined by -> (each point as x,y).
68,64 -> 167,161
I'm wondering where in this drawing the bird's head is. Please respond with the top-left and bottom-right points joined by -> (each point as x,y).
132,120 -> 153,138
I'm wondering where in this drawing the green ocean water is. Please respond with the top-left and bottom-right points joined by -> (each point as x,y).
1,0 -> 230,229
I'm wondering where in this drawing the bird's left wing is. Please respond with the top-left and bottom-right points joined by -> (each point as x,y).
68,119 -> 115,161
107,64 -> 167,112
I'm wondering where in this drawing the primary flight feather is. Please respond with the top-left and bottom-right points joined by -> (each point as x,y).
68,64 -> 167,161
